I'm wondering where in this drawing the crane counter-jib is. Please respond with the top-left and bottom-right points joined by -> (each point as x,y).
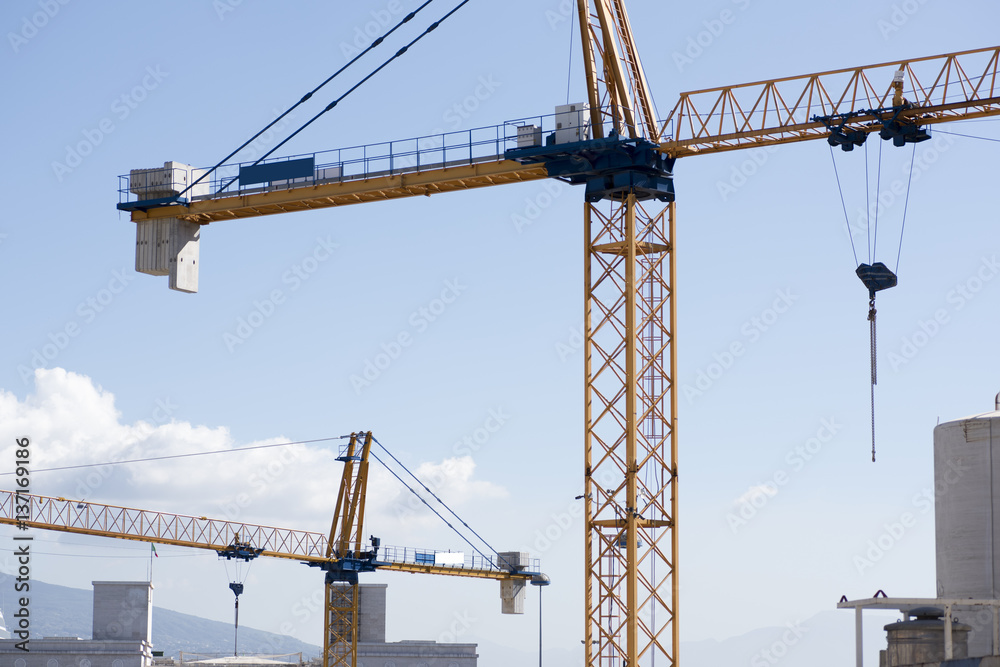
0,490 -> 538,581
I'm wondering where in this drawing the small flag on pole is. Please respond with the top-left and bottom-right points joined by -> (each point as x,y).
151,544 -> 159,558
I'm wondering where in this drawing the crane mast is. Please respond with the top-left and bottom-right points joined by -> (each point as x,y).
576,3 -> 676,666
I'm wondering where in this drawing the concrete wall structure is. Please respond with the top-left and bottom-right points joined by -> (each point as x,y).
0,581 -> 470,667
0,636 -> 153,667
358,584 -> 387,643
352,584 -> 477,667
0,581 -> 153,667
934,402 -> 1000,657
356,639 -> 477,667
93,581 -> 153,643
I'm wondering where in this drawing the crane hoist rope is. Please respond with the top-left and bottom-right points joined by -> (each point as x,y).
217,534 -> 263,657
823,104 -> 925,462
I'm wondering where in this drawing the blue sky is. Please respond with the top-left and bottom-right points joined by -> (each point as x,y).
2,1 -> 999,666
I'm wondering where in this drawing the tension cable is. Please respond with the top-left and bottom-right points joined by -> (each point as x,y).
824,107 -> 925,461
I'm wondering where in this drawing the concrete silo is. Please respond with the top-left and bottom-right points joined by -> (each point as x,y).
934,393 -> 1000,657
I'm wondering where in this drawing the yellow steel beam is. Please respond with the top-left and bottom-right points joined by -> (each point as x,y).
130,160 -> 548,225
0,489 -> 532,582
0,489 -> 329,563
659,45 -> 1000,157
377,560 -> 534,581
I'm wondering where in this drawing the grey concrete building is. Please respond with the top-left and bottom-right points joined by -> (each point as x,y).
351,584 -> 477,667
0,581 -> 154,667
0,581 -> 474,667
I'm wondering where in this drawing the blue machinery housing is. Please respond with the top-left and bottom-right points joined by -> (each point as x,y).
505,134 -> 675,203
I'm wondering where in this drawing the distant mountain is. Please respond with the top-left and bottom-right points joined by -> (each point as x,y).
0,579 -> 321,659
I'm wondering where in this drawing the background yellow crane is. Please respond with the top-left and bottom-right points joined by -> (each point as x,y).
112,2 -> 1000,665
0,432 -> 541,667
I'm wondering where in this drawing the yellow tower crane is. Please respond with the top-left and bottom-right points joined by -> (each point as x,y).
0,432 -> 541,667
114,1 -> 1000,663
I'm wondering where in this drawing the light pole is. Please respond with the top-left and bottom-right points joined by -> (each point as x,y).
531,574 -> 551,667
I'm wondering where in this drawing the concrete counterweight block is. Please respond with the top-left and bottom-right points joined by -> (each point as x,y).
168,219 -> 199,293
498,551 -> 529,615
135,217 -> 200,293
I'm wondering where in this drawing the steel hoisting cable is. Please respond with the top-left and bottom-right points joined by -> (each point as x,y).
177,1 -> 437,199
868,140 -> 887,461
865,139 -> 886,463
865,139 -> 871,263
218,0 -> 473,194
371,436 -> 504,566
565,1 -> 575,105
368,449 -> 501,572
870,300 -> 877,463
933,128 -> 1000,143
828,145 -> 860,267
873,139 -> 883,262
895,143 -> 917,274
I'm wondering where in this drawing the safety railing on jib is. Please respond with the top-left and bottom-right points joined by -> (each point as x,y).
117,108 -> 670,209
378,544 -> 540,574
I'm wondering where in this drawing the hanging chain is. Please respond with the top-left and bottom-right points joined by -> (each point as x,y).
868,297 -> 877,462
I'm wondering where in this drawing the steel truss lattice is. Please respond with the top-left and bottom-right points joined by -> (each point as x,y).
585,196 -> 677,667
325,582 -> 359,667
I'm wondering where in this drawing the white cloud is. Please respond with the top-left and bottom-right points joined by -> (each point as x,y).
0,368 -> 508,544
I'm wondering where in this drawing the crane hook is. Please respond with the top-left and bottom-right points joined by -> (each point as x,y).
856,262 -> 897,463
